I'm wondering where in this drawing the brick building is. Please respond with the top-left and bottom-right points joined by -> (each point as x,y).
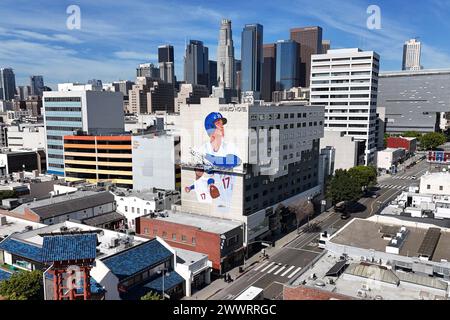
136,211 -> 244,274
386,136 -> 417,154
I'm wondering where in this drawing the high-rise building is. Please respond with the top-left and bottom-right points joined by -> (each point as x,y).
128,77 -> 175,114
16,86 -> 31,101
402,38 -> 422,71
322,40 -> 331,54
310,48 -> 380,165
179,97 -> 324,242
0,68 -> 16,101
262,44 -> 276,102
209,60 -> 218,91
290,26 -> 323,87
217,19 -> 235,89
184,40 -> 209,87
112,80 -> 135,98
136,63 -> 160,78
30,75 -> 44,97
158,44 -> 174,64
175,83 -> 210,112
275,40 -> 300,91
43,89 -> 124,176
235,59 -> 242,94
159,62 -> 175,84
241,24 -> 263,94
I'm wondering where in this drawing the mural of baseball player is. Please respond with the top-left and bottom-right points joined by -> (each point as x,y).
186,112 -> 242,212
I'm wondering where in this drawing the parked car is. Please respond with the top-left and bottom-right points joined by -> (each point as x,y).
340,213 -> 350,220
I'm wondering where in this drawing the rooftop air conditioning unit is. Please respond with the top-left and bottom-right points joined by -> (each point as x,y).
110,238 -> 120,248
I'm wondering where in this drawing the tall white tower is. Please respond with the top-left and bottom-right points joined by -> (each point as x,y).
217,19 -> 235,89
402,38 -> 422,71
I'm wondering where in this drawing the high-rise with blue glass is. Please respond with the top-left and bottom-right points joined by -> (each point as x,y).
43,90 -> 124,176
275,40 -> 300,91
184,40 -> 209,87
240,24 -> 263,94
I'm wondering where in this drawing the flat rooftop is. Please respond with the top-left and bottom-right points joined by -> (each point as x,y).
0,215 -> 46,239
153,211 -> 242,234
10,221 -> 148,258
113,189 -> 179,201
329,217 -> 450,262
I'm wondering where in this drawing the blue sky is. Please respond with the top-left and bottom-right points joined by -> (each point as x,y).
1,0 -> 449,88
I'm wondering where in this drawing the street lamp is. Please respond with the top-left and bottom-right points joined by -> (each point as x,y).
157,267 -> 170,300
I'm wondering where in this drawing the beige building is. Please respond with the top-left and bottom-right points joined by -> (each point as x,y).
175,84 -> 209,113
128,77 -> 175,114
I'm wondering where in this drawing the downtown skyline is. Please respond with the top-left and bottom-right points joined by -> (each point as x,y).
1,0 -> 450,88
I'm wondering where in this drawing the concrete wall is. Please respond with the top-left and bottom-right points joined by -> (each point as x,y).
85,91 -> 124,134
320,131 -> 358,171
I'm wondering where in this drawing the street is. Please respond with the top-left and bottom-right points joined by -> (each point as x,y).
208,154 -> 433,300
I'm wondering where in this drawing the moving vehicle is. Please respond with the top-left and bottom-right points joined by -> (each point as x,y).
340,212 -> 350,220
235,286 -> 264,300
411,175 -> 417,179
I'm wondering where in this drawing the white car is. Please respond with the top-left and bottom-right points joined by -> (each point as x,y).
411,175 -> 417,179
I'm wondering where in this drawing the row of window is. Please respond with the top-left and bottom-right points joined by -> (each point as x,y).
250,111 -> 320,121
45,107 -> 82,112
46,126 -> 81,131
46,116 -> 83,122
44,97 -> 81,102
143,228 -> 197,245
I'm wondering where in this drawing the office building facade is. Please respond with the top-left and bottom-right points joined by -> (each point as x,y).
179,98 -> 323,242
241,24 -> 263,93
128,77 -> 175,114
30,76 -> 44,97
209,60 -> 218,92
262,44 -> 276,102
290,26 -> 323,87
0,68 -> 16,101
275,40 -> 300,91
184,40 -> 209,87
136,63 -> 160,78
217,19 -> 235,89
43,90 -> 124,176
402,38 -> 422,71
310,48 -> 380,165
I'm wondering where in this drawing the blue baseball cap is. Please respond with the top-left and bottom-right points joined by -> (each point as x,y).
204,112 -> 227,136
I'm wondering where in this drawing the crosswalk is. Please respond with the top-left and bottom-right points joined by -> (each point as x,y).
392,175 -> 417,180
254,261 -> 302,279
377,184 -> 409,190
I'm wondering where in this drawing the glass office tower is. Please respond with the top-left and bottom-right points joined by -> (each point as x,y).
275,40 -> 299,91
241,24 -> 263,93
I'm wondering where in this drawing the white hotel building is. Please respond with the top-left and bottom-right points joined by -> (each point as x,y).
310,48 -> 380,165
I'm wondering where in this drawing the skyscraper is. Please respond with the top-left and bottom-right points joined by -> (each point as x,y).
290,26 -> 323,87
137,63 -> 160,78
241,24 -> 263,93
310,48 -> 380,165
216,19 -> 235,89
158,45 -> 175,84
30,75 -> 44,97
261,44 -> 276,102
209,60 -> 218,91
322,40 -> 331,54
184,40 -> 209,87
0,68 -> 16,101
402,38 -> 422,71
275,40 -> 299,91
158,45 -> 174,64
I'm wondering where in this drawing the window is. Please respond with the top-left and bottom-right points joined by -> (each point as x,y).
192,237 -> 196,245
125,206 -> 128,212
172,233 -> 177,241
153,229 -> 158,235
137,208 -> 140,214
162,231 -> 167,239
131,207 -> 135,213
144,228 -> 149,234
427,185 -> 431,190
181,235 -> 187,242
440,186 -> 444,191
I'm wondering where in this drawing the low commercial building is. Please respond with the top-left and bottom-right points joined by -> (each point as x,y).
386,137 -> 417,154
5,190 -> 116,225
381,171 -> 450,219
63,134 -> 133,188
113,189 -> 181,230
0,171 -> 63,200
136,210 -> 244,274
6,124 -> 46,150
377,148 -> 406,171
0,220 -> 210,299
320,131 -> 365,171
0,148 -> 46,176
288,216 -> 450,300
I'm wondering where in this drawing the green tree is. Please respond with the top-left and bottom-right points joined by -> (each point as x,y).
402,131 -> 422,139
348,166 -> 377,190
420,132 -> 447,150
0,270 -> 43,300
326,169 -> 363,205
141,291 -> 162,300
0,190 -> 16,201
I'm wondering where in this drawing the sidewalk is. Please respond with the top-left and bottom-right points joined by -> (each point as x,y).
184,214 -> 332,300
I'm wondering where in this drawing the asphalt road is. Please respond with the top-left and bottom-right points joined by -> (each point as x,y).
210,155 -> 433,301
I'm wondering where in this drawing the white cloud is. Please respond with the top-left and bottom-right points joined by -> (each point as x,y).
114,51 -> 158,61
